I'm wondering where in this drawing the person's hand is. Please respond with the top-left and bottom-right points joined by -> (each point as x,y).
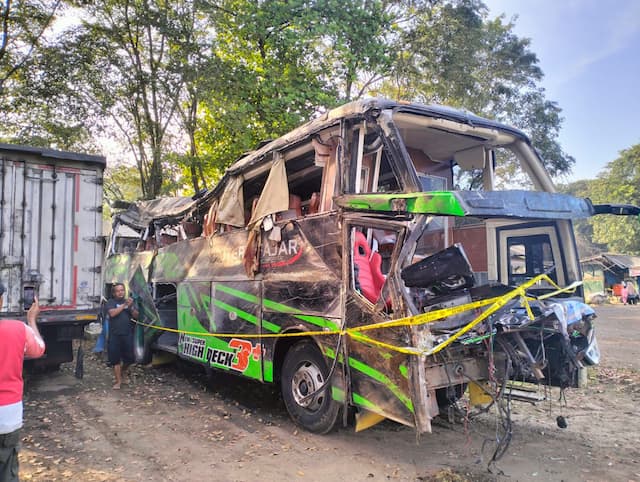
27,297 -> 40,324
126,297 -> 134,308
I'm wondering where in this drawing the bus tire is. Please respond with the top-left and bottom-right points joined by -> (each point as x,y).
281,341 -> 340,434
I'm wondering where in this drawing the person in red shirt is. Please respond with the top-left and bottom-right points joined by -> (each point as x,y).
0,295 -> 45,482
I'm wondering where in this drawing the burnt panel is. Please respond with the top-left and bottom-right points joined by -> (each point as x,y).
401,244 -> 474,293
263,280 -> 341,317
293,214 -> 342,277
188,230 -> 249,280
260,216 -> 341,285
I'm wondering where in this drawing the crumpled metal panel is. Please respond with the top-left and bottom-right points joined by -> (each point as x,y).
116,196 -> 197,230
151,238 -> 207,282
129,266 -> 162,363
103,251 -> 154,284
455,190 -> 595,219
344,295 -> 416,427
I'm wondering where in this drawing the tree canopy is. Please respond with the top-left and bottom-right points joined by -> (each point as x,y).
0,0 -> 577,200
558,144 -> 640,255
587,144 -> 640,254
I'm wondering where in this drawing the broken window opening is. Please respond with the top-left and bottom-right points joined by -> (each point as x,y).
154,283 -> 177,323
348,129 -> 399,194
245,133 -> 337,226
349,224 -> 399,311
392,112 -> 544,193
280,149 -> 323,219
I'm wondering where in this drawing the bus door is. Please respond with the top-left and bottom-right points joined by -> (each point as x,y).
492,221 -> 566,288
343,221 -> 417,429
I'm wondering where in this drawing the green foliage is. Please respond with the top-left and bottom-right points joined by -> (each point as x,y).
0,0 -> 60,95
197,0 -> 339,173
103,163 -> 143,219
586,145 -> 640,254
0,1 -> 94,148
0,0 -> 581,197
379,0 -> 573,177
315,0 -> 395,100
60,0 -> 202,199
558,151 -> 640,257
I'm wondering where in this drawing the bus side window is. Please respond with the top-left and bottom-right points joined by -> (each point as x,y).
352,231 -> 384,304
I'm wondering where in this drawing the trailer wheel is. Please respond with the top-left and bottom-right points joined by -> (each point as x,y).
436,383 -> 467,409
281,342 -> 340,434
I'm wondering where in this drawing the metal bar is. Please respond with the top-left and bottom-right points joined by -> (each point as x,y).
512,332 -> 545,380
0,157 -> 5,260
49,165 -> 57,302
21,160 -> 27,309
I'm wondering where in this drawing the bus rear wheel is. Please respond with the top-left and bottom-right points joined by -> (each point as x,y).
281,341 -> 340,434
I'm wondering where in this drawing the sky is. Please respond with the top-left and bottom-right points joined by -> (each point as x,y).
484,0 -> 640,183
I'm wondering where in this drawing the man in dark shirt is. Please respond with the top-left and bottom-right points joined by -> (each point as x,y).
106,283 -> 138,389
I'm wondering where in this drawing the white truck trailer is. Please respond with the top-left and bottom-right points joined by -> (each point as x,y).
0,143 -> 105,370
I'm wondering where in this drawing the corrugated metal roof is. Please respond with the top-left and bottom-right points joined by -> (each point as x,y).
581,253 -> 640,269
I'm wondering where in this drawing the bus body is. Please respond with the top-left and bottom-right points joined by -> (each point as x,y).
104,98 -> 637,436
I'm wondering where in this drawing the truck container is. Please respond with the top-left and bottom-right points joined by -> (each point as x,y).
0,143 -> 105,370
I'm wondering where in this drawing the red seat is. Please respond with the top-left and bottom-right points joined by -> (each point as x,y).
370,251 -> 386,295
353,232 -> 385,303
308,192 -> 320,215
277,194 -> 303,221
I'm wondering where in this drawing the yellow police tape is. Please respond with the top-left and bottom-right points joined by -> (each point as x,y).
130,274 -> 581,357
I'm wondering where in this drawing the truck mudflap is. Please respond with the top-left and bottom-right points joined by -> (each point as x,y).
15,308 -> 98,371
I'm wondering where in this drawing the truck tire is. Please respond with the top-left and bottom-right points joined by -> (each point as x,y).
436,383 -> 467,409
281,341 -> 340,434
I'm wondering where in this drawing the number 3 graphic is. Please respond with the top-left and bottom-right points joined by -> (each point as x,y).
229,338 -> 252,371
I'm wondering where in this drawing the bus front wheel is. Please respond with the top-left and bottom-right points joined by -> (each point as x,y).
281,341 -> 340,434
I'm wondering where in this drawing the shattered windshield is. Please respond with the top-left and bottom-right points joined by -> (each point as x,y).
392,112 -> 540,192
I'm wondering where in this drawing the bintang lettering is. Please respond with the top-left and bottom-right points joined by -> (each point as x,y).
179,334 -> 206,360
217,246 -> 245,265
262,240 -> 299,257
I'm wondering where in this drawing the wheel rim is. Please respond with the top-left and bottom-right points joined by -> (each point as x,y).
290,360 -> 325,411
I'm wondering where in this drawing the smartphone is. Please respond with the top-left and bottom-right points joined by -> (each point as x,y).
23,286 -> 36,310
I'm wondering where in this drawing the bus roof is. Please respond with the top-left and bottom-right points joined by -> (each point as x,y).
209,98 -> 531,199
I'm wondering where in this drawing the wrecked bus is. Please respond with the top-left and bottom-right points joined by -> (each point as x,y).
104,98 -> 638,446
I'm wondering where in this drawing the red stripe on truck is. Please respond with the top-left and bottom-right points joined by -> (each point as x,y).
75,174 -> 80,212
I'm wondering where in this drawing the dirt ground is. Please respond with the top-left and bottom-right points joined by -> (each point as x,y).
17,305 -> 640,482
